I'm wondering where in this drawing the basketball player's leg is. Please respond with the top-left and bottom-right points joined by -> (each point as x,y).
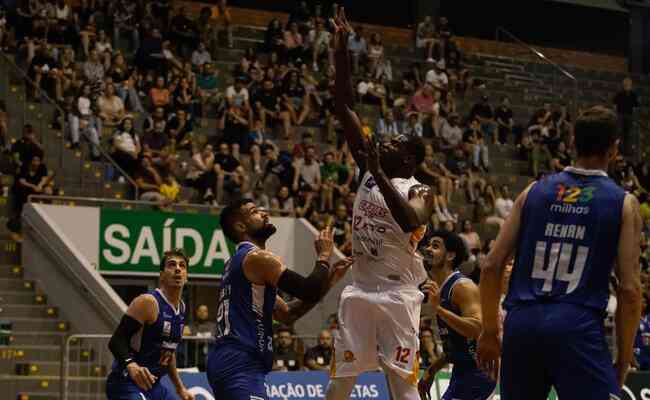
547,304 -> 619,400
206,346 -> 268,400
326,286 -> 378,400
442,368 -> 496,400
500,305 -> 552,400
375,288 -> 423,399
106,371 -> 150,400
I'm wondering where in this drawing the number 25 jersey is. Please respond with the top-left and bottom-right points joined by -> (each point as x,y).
351,171 -> 427,288
504,166 -> 625,312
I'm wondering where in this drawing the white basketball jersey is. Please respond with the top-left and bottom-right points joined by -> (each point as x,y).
351,171 -> 427,288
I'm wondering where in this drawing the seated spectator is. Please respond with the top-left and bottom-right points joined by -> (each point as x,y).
263,148 -> 296,192
144,107 -> 167,136
440,114 -> 463,151
419,327 -> 438,370
348,27 -> 367,75
332,203 -> 352,255
141,120 -> 169,157
417,16 -> 438,63
284,22 -> 305,63
459,220 -> 482,256
288,1 -> 310,33
186,144 -> 217,203
426,61 -> 449,96
135,155 -> 165,202
244,182 -> 272,210
173,77 -> 195,116
265,18 -> 285,55
376,110 -> 401,139
11,125 -> 44,170
186,304 -> 215,371
320,152 -> 348,212
293,146 -> 321,212
254,78 -> 291,139
167,109 -> 194,149
8,155 -> 53,239
445,40 -> 469,97
97,83 -> 125,128
495,185 -> 514,220
109,53 -> 144,114
367,33 -> 384,76
112,1 -> 140,53
214,143 -> 243,202
409,84 -> 438,119
169,6 -> 198,60
191,42 -> 212,68
470,95 -> 497,144
404,112 -> 424,137
364,75 -> 390,110
111,117 -> 140,178
197,63 -> 223,119
226,76 -> 251,113
304,330 -> 333,371
495,96 -> 514,145
150,76 -> 172,111
530,135 -> 552,177
28,43 -> 59,99
270,185 -> 295,217
463,118 -> 489,172
83,49 -> 105,84
281,70 -> 310,133
222,106 -> 248,153
475,185 -> 505,228
308,20 -> 331,72
273,326 -> 302,371
160,174 -> 181,204
246,120 -> 273,174
94,30 -> 113,64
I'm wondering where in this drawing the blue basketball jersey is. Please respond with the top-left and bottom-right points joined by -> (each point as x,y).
213,242 -> 277,372
438,271 -> 478,369
504,167 -> 625,312
110,289 -> 186,379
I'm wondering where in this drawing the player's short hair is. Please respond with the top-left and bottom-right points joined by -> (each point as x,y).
220,199 -> 254,243
405,135 -> 426,165
425,229 -> 468,269
574,106 -> 619,158
160,249 -> 189,271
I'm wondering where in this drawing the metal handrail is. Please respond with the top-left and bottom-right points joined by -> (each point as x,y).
0,50 -> 139,199
495,26 -> 580,119
495,26 -> 577,82
27,194 -> 291,215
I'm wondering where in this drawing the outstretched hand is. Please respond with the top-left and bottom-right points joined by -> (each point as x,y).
328,256 -> 355,287
330,7 -> 353,50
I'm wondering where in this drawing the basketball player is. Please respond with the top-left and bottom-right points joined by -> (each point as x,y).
207,199 -> 354,400
417,230 -> 496,400
477,106 -> 642,399
106,249 -> 193,400
326,10 -> 435,400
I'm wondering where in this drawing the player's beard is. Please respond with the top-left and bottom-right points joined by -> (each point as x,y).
251,223 -> 277,241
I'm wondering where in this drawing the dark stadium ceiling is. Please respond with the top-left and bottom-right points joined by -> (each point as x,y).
546,0 -> 628,12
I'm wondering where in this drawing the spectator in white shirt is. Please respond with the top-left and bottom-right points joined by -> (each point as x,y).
495,185 -> 514,220
404,112 -> 423,137
426,60 -> 448,94
440,114 -> 463,150
191,42 -> 212,68
226,77 -> 250,115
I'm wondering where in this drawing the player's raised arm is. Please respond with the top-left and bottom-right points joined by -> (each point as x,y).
243,227 -> 353,304
108,295 -> 158,391
333,8 -> 367,168
426,279 -> 482,340
614,193 -> 643,387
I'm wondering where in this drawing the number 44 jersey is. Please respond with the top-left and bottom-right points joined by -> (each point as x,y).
504,166 -> 626,312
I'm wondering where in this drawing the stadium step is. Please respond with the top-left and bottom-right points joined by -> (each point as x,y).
4,318 -> 70,333
0,265 -> 23,279
0,279 -> 36,292
0,292 -> 47,306
0,304 -> 59,319
0,345 -> 61,363
0,374 -> 106,394
11,361 -> 107,378
9,332 -> 67,347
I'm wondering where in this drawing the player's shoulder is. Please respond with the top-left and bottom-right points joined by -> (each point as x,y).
244,249 -> 283,268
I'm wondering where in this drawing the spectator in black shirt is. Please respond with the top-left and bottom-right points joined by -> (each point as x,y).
304,329 -> 333,371
170,7 -> 197,59
166,109 -> 193,149
9,155 -> 52,238
263,148 -> 295,190
11,124 -> 44,170
470,94 -> 497,144
495,96 -> 514,145
273,326 -> 302,371
613,77 -> 640,158
141,120 -> 169,157
253,79 -> 292,136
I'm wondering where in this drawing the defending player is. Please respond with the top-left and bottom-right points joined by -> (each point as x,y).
477,106 -> 643,399
418,231 -> 496,400
326,9 -> 436,400
207,199 -> 353,400
106,249 -> 193,400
